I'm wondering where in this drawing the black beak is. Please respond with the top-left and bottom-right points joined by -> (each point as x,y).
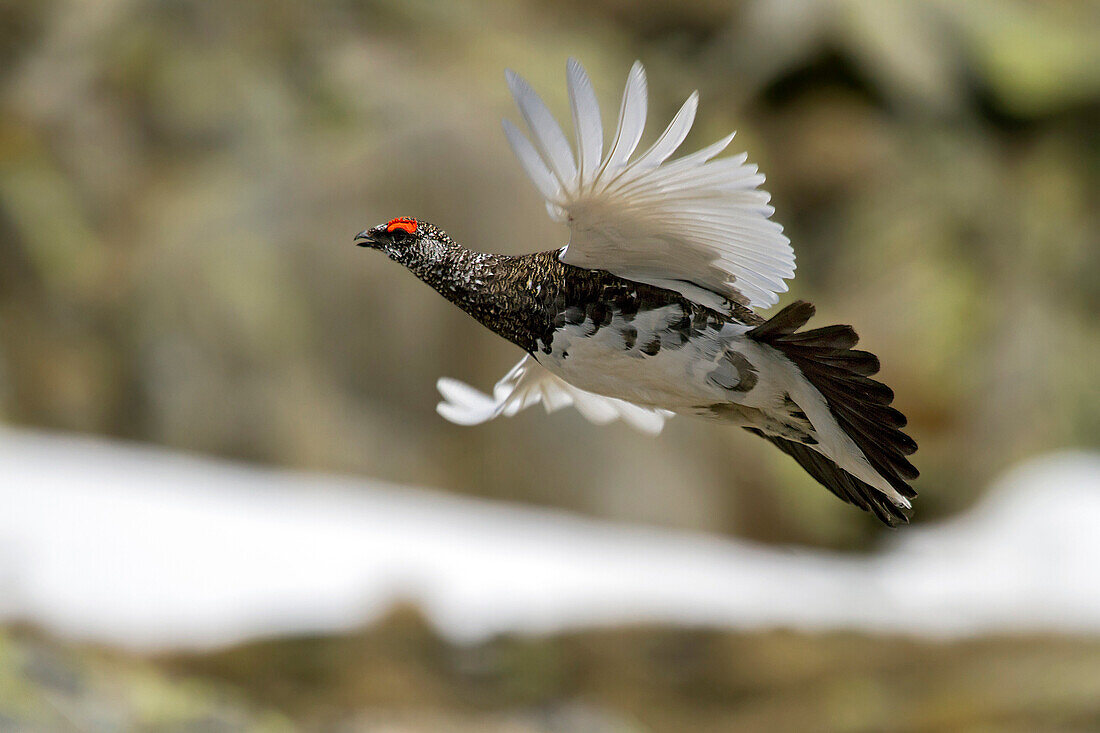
354,229 -> 376,247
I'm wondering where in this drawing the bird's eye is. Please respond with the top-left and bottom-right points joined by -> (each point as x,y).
386,218 -> 417,245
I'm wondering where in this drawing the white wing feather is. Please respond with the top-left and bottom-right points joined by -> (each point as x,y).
505,70 -> 577,189
437,357 -> 672,435
504,59 -> 795,310
600,61 -> 647,181
567,58 -> 603,189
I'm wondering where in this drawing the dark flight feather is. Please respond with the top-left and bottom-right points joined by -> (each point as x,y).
748,301 -> 919,519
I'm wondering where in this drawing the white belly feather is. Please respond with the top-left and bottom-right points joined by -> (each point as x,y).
534,305 -> 750,410
533,304 -> 903,503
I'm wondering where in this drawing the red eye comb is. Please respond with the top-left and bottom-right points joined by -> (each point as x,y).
386,218 -> 417,234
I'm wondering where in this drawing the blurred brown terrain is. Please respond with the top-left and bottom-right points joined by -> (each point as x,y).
8,608 -> 1100,732
1,0 -> 1099,730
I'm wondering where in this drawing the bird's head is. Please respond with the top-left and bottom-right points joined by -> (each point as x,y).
354,217 -> 454,268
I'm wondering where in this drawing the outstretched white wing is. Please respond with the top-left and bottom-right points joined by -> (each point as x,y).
436,356 -> 672,435
504,59 -> 794,311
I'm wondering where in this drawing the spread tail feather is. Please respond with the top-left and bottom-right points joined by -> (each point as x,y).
748,301 -> 918,525
744,428 -> 911,526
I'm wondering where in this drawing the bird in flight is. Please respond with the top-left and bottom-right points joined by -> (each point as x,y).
356,59 -> 917,524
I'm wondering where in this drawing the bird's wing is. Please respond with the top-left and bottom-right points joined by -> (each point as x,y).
436,356 -> 672,435
504,59 -> 795,312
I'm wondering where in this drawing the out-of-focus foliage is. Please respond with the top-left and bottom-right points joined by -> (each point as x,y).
1,0 -> 1097,547
0,625 -> 293,731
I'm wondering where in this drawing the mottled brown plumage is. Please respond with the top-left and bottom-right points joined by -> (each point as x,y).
365,221 -> 760,356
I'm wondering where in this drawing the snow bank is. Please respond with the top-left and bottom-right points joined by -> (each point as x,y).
0,428 -> 1097,649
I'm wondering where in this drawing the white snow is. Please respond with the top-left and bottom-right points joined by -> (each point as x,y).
0,427 -> 1098,650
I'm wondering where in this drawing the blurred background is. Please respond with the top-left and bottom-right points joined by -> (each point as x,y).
1,0 -> 1098,730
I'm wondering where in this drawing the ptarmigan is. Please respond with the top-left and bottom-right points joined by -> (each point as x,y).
356,59 -> 917,525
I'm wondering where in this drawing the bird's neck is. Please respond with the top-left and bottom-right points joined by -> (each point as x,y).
403,244 -> 497,306
404,245 -> 560,353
